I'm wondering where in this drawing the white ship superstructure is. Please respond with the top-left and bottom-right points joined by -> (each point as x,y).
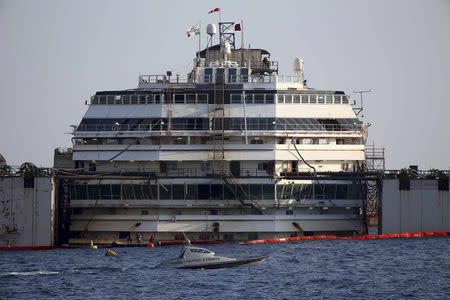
60,22 -> 368,243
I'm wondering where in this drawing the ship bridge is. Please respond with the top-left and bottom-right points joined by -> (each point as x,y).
138,43 -> 305,90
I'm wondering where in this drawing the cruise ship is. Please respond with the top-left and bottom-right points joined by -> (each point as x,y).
55,21 -> 368,243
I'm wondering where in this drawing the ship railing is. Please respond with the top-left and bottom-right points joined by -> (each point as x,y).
76,123 -> 363,132
228,74 -> 303,84
139,74 -> 194,84
138,74 -> 303,85
111,168 -> 272,178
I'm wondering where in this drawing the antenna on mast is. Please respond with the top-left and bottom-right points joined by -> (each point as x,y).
352,89 -> 371,116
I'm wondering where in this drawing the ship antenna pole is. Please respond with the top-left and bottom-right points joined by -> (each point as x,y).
241,20 -> 244,49
352,89 -> 371,116
198,20 -> 201,64
242,90 -> 248,144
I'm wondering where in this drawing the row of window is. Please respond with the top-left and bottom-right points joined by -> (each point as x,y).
77,118 -> 362,132
90,93 -> 349,105
69,183 -> 363,201
90,93 -> 209,105
277,94 -> 349,104
70,183 -> 275,201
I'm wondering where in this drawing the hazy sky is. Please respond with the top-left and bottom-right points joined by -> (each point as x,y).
0,0 -> 449,169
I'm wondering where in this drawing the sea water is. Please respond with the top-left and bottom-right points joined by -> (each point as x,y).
1,237 -> 449,299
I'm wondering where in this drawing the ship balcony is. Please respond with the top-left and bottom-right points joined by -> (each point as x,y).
137,74 -> 304,88
75,123 -> 364,134
68,167 -> 274,178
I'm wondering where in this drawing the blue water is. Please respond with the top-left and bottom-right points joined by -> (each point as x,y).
1,238 -> 450,299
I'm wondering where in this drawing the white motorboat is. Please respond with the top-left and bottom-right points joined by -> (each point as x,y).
160,243 -> 269,269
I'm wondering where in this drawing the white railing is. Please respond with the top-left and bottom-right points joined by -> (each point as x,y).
138,74 -> 303,85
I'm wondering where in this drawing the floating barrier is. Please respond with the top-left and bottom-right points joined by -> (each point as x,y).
240,231 -> 450,245
0,246 -> 65,251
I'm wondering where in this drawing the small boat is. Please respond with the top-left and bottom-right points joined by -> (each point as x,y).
160,241 -> 269,269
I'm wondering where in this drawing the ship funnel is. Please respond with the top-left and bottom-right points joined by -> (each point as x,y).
206,24 -> 217,36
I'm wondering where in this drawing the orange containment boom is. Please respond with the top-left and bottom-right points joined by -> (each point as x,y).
239,231 -> 450,245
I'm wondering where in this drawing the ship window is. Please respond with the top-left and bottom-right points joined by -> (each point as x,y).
197,94 -> 208,103
228,68 -> 237,83
174,94 -> 185,103
210,184 -> 223,200
204,68 -> 212,83
277,94 -> 284,103
111,184 -> 121,200
325,95 -> 333,104
301,95 -> 308,103
185,185 -> 198,200
141,185 -> 158,199
265,94 -> 274,103
159,184 -> 172,200
145,94 -> 153,104
167,162 -> 177,171
99,95 -> 106,105
262,185 -> 275,199
164,94 -> 173,104
309,95 -> 317,104
230,94 -> 242,103
87,184 -> 100,200
249,184 -> 262,199
91,96 -> 99,105
200,161 -> 211,172
141,210 -> 148,215
133,185 -> 145,200
224,184 -> 236,200
245,94 -> 253,104
106,95 -> 114,104
318,95 -> 325,104
286,209 -> 294,215
154,94 -> 161,104
293,95 -> 301,103
198,184 -> 210,200
130,95 -> 138,104
122,95 -> 130,104
100,184 -> 112,200
334,96 -> 341,104
74,184 -> 88,200
138,95 -> 146,104
254,94 -> 264,103
172,185 -> 185,200
258,162 -> 268,171
186,94 -> 196,103
237,184 -> 249,200
114,95 -> 122,104
342,95 -> 349,104
285,94 -> 293,103
336,184 -> 349,198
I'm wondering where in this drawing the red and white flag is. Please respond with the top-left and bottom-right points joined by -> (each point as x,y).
208,7 -> 220,14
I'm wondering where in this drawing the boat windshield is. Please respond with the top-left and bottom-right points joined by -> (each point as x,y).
189,248 -> 212,254
178,249 -> 186,258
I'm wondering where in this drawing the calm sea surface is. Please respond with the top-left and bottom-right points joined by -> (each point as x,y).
1,237 -> 450,299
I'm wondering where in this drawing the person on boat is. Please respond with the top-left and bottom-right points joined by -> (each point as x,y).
137,233 -> 143,245
150,234 -> 161,246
